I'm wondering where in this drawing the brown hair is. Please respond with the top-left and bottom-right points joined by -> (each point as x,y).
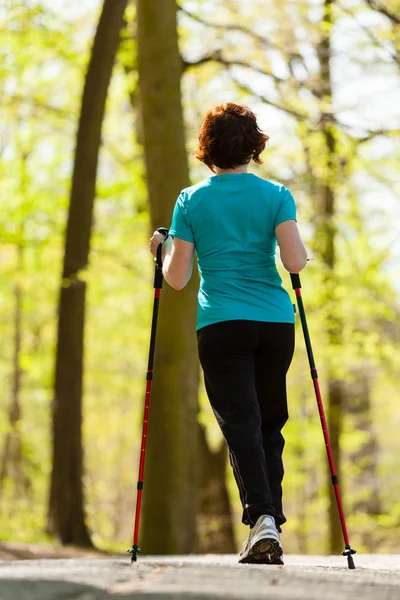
195,102 -> 269,171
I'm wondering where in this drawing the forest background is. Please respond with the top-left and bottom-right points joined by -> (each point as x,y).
1,0 -> 400,557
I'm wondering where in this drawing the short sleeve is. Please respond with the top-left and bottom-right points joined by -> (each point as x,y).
274,186 -> 297,228
169,192 -> 195,243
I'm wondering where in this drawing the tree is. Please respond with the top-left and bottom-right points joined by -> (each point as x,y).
197,424 -> 236,553
136,0 -> 200,554
0,138 -> 30,500
0,225 -> 25,497
310,0 -> 345,554
47,0 -> 128,546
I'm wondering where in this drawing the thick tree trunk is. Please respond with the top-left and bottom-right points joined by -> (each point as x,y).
137,0 -> 200,554
197,424 -> 236,553
315,0 -> 345,554
47,0 -> 128,546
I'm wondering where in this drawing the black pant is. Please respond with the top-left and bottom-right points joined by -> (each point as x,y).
197,320 -> 295,529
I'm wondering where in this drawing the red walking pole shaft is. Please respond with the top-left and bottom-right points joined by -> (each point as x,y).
290,273 -> 356,569
128,229 -> 168,562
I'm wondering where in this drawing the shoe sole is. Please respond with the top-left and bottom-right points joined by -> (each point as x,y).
239,538 -> 283,565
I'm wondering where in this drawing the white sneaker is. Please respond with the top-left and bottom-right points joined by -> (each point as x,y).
239,515 -> 283,564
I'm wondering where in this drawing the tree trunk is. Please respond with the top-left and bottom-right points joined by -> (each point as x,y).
197,424 -> 236,553
0,151 -> 32,500
47,0 -> 128,546
346,368 -> 381,519
137,0 -> 200,554
315,0 -> 345,554
0,244 -> 24,498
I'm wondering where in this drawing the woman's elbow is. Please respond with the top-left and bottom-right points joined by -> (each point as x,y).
284,256 -> 307,274
162,255 -> 193,290
164,271 -> 187,290
169,279 -> 186,291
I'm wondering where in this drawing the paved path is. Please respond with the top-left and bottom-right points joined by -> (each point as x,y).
0,554 -> 399,599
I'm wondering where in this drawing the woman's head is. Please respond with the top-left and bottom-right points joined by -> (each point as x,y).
195,102 -> 269,171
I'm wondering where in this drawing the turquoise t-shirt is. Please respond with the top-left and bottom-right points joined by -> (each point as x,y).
169,173 -> 296,331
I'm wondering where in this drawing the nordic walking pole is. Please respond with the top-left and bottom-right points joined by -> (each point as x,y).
290,273 -> 356,570
128,227 -> 169,563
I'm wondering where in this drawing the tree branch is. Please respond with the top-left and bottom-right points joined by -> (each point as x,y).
357,128 -> 400,144
178,5 -> 273,49
179,5 -> 322,99
226,71 -> 311,122
183,51 -> 286,85
338,3 -> 399,64
225,74 -> 399,144
364,0 -> 400,25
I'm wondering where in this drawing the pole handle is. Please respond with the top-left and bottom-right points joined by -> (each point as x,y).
155,227 -> 169,269
290,273 -> 301,289
154,228 -> 169,289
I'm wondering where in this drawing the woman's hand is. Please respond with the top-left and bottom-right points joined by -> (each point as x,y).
149,230 -> 167,257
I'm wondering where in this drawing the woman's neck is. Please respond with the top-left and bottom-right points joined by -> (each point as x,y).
214,164 -> 249,175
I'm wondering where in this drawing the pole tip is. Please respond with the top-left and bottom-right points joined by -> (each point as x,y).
342,545 -> 356,570
347,554 -> 356,569
127,545 -> 141,563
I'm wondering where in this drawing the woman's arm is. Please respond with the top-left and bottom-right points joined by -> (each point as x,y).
275,220 -> 307,274
149,232 -> 194,290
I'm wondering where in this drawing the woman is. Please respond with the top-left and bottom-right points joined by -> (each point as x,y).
149,102 -> 307,565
